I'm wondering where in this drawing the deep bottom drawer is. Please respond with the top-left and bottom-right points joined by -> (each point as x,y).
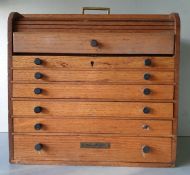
13,135 -> 172,163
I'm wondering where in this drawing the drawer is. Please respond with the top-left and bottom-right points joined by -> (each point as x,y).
13,84 -> 174,100
13,32 -> 174,54
12,101 -> 173,118
12,56 -> 175,69
13,135 -> 172,163
13,70 -> 174,84
13,118 -> 172,136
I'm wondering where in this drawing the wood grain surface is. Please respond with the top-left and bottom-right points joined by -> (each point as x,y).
12,56 -> 175,69
9,12 -> 180,167
13,32 -> 174,54
13,69 -> 174,84
13,135 -> 172,163
14,135 -> 171,162
12,101 -> 173,118
13,118 -> 172,136
12,84 -> 174,100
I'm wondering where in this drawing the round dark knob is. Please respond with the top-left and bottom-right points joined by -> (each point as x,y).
144,73 -> 151,80
142,145 -> 151,153
34,106 -> 42,113
90,39 -> 98,47
34,143 -> 43,151
34,123 -> 42,130
143,107 -> 150,114
143,88 -> 151,95
144,59 -> 152,66
34,58 -> 43,65
34,72 -> 43,79
142,124 -> 150,130
34,88 -> 42,95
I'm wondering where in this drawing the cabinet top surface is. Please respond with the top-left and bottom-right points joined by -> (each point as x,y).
15,13 -> 177,21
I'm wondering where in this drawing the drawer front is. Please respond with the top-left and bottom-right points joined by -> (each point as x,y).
13,70 -> 174,84
12,101 -> 173,118
13,84 -> 174,100
13,118 -> 172,136
13,135 -> 172,163
12,56 -> 175,69
13,32 -> 174,54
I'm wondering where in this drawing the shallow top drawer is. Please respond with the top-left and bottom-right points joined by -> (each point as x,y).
13,31 -> 174,54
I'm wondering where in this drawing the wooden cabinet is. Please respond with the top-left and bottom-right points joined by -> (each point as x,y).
8,12 -> 180,167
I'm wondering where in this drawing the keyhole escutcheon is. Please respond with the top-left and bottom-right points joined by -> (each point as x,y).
91,61 -> 94,67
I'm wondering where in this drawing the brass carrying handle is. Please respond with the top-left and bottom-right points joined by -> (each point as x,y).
82,7 -> 110,14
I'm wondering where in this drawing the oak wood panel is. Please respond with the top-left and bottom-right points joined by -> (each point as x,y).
13,118 -> 172,136
171,13 -> 180,164
12,84 -> 174,100
15,24 -> 174,31
8,12 -> 23,164
12,56 -> 175,70
15,29 -> 175,33
12,101 -> 173,118
19,14 -> 175,21
10,159 -> 174,167
9,13 -> 179,167
13,135 -> 172,163
13,32 -> 174,54
16,20 -> 174,26
12,69 -> 174,84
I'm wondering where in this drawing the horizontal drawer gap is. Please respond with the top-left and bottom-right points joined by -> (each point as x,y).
12,133 -> 174,137
10,68 -> 176,71
11,98 -> 176,103
12,132 -> 173,137
12,53 -> 175,57
11,82 -> 176,85
11,116 -> 174,120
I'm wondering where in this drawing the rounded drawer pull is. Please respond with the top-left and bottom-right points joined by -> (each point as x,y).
90,39 -> 98,47
144,59 -> 152,66
34,106 -> 42,113
142,145 -> 151,153
34,72 -> 43,79
34,123 -> 43,130
144,73 -> 151,80
34,88 -> 43,95
143,107 -> 150,114
34,143 -> 43,151
34,58 -> 43,65
142,124 -> 150,130
143,88 -> 151,95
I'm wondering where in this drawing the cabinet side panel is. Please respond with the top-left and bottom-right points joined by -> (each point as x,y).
8,12 -> 23,162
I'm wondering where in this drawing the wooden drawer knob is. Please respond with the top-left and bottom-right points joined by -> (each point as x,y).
144,73 -> 151,80
34,123 -> 43,130
143,88 -> 151,95
143,107 -> 150,114
34,88 -> 43,95
144,59 -> 152,66
34,143 -> 43,151
34,106 -> 42,113
34,72 -> 43,79
34,58 -> 43,65
142,124 -> 150,130
142,145 -> 151,153
90,39 -> 98,47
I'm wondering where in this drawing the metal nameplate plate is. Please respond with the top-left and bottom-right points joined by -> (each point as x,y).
80,142 -> 111,149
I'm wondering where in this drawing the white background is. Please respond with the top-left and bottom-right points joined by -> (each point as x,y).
0,0 -> 189,135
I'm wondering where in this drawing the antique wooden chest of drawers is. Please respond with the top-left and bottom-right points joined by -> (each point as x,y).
8,12 -> 180,167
